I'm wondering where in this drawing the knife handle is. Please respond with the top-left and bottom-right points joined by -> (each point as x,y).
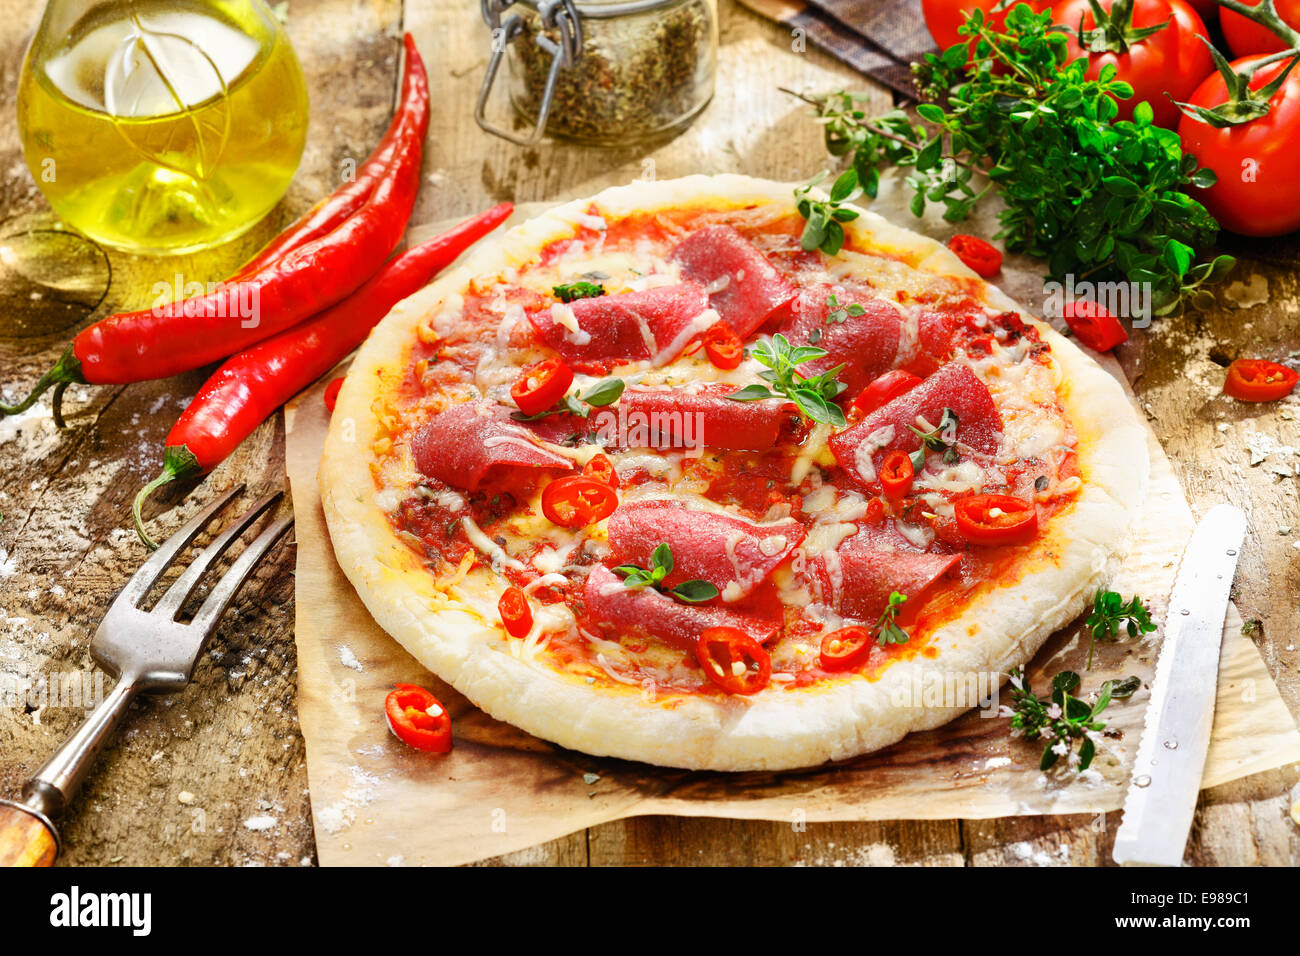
0,802 -> 57,867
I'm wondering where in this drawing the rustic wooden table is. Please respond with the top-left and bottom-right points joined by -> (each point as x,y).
1,0 -> 1296,866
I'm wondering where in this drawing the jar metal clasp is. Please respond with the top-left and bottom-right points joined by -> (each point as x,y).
475,0 -> 583,146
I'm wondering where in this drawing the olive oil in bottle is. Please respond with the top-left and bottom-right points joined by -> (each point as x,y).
18,0 -> 309,255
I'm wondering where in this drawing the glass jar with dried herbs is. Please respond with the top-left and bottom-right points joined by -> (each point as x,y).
477,0 -> 717,146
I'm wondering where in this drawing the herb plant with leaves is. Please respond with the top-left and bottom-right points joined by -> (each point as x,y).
788,3 -> 1236,317
727,333 -> 849,426
613,543 -> 720,603
1084,589 -> 1157,668
1004,667 -> 1141,771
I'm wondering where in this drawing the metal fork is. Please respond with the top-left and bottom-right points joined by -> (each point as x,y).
0,485 -> 293,866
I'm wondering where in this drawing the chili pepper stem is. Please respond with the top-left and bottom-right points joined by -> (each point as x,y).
0,346 -> 84,423
132,446 -> 203,550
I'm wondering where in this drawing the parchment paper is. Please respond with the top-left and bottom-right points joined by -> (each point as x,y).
286,200 -> 1300,867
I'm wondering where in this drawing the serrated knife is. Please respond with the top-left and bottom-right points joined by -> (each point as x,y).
1112,503 -> 1247,867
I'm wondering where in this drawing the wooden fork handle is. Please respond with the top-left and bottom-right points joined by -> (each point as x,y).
0,802 -> 58,866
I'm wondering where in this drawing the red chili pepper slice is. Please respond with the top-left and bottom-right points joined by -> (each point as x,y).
1223,358 -> 1299,402
498,586 -> 533,638
384,683 -> 452,753
541,475 -> 618,528
947,234 -> 1002,278
880,450 -> 915,498
696,627 -> 772,695
511,358 -> 574,416
819,626 -> 874,671
129,202 -> 513,548
4,34 -> 431,422
862,497 -> 886,525
323,377 -> 344,413
852,369 -> 921,417
1061,300 -> 1128,352
954,494 -> 1038,546
581,453 -> 620,488
702,322 -> 744,370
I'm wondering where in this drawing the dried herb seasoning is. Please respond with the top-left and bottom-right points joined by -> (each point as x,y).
507,0 -> 715,144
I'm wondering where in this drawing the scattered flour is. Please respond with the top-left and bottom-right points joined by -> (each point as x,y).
338,646 -> 364,672
242,815 -> 278,832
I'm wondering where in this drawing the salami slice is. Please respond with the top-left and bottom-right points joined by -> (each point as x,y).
583,565 -> 781,650
526,284 -> 713,369
411,401 -> 573,491
809,539 -> 961,622
670,225 -> 797,337
592,385 -> 795,452
829,362 -> 1003,488
607,500 -> 805,602
778,284 -> 902,399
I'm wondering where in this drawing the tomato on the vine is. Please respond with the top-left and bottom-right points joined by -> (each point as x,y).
1177,55 -> 1300,237
1052,0 -> 1213,129
1221,0 -> 1300,56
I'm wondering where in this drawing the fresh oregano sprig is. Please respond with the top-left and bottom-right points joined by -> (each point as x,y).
1003,667 -> 1141,771
614,543 -> 719,603
794,168 -> 863,256
553,280 -> 606,302
874,591 -> 910,646
908,407 -> 960,469
727,333 -> 849,426
789,3 -> 1235,318
1084,588 -> 1157,668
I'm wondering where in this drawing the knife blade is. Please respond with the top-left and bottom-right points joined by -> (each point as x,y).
1112,503 -> 1247,867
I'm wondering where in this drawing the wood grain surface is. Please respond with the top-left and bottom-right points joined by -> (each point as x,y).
0,0 -> 1296,866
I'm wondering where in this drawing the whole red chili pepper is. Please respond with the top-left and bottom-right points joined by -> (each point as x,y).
131,203 -> 513,547
229,33 -> 426,280
1,33 -> 430,424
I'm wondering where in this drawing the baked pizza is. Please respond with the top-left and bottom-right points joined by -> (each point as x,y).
319,174 -> 1148,771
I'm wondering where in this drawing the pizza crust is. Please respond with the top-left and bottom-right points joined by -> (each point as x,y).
319,174 -> 1149,771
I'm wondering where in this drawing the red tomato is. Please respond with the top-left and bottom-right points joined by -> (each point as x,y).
947,234 -> 1003,277
880,450 -> 915,498
541,475 -> 618,527
1223,358 -> 1300,401
323,376 -> 344,413
1052,0 -> 1213,129
1178,55 -> 1300,237
1180,0 -> 1219,18
702,322 -> 743,370
819,626 -> 874,671
498,586 -> 533,638
923,0 -> 1049,49
384,683 -> 452,753
510,358 -> 574,416
1221,0 -> 1300,55
581,453 -> 620,488
954,494 -> 1039,545
852,369 -> 922,416
1062,300 -> 1129,351
696,627 -> 772,695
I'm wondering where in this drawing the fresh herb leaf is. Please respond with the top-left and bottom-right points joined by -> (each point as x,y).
1085,589 -> 1157,668
613,544 -> 719,604
1004,666 -> 1138,772
727,333 -> 847,426
825,293 -> 866,325
874,591 -> 910,646
907,407 -> 960,468
553,281 -> 606,303
794,169 -> 863,257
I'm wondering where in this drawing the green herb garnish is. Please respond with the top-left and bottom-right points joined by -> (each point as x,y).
553,281 -> 606,303
794,168 -> 862,256
511,377 -> 625,422
907,407 -> 960,469
1004,667 -> 1140,772
727,333 -> 848,427
1084,589 -> 1157,669
874,591 -> 910,646
825,293 -> 866,325
614,543 -> 720,604
786,3 -> 1236,317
